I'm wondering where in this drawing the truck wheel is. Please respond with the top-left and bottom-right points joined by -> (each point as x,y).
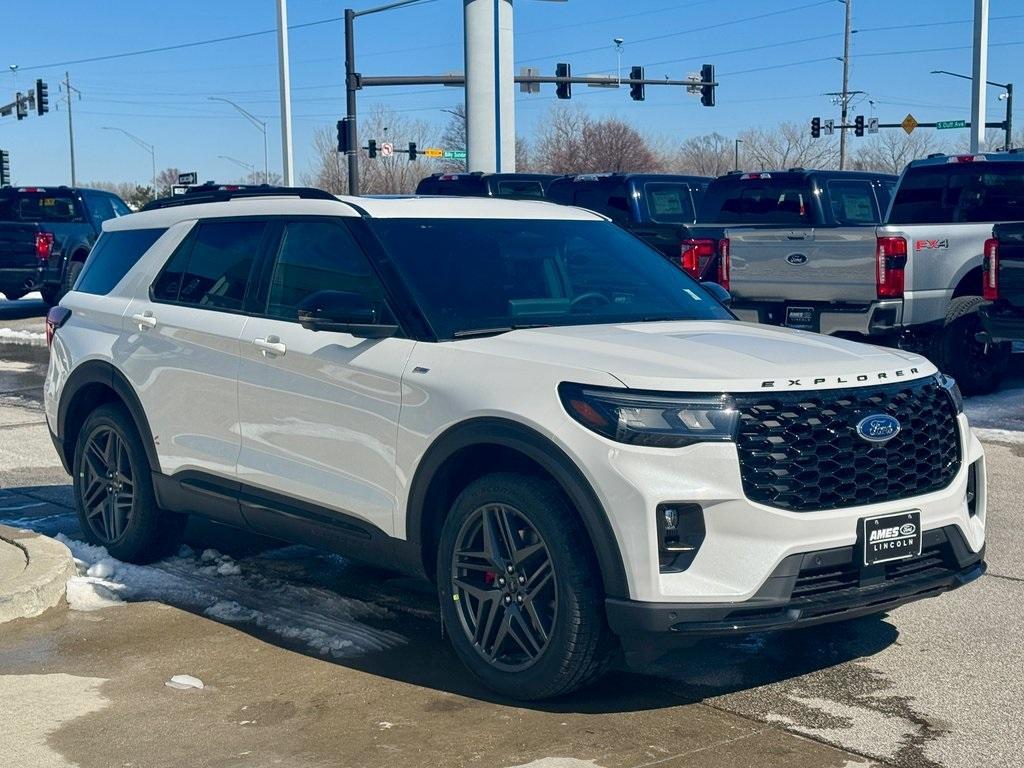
1,288 -> 26,301
72,403 -> 186,563
937,296 -> 1011,396
60,259 -> 85,300
40,286 -> 60,306
437,472 -> 614,700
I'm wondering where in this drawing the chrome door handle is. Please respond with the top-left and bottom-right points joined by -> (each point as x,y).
253,336 -> 287,357
131,312 -> 157,330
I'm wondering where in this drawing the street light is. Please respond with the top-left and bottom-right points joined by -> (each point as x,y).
101,126 -> 156,192
218,154 -> 257,181
931,69 -> 1013,150
209,96 -> 270,183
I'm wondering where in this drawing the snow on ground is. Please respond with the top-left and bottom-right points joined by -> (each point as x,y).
0,328 -> 46,345
50,531 -> 407,658
965,376 -> 1024,444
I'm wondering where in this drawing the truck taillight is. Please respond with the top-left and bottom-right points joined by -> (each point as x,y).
45,306 -> 71,348
35,231 -> 54,260
875,236 -> 907,299
983,238 -> 1000,301
680,239 -> 715,278
717,238 -> 730,290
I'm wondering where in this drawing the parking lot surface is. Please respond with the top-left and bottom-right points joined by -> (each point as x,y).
1,299 -> 1022,768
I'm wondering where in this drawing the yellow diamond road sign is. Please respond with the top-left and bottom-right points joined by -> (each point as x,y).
901,114 -> 918,135
424,147 -> 444,158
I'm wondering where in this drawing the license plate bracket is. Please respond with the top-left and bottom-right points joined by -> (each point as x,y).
862,511 -> 922,566
784,305 -> 817,331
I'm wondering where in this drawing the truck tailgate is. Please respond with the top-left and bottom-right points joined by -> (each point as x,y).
994,224 -> 1024,306
727,226 -> 879,302
0,222 -> 41,269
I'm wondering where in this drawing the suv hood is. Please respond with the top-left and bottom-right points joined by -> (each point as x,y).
456,320 -> 934,392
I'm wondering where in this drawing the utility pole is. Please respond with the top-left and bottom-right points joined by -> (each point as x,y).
64,71 -> 76,187
839,0 -> 852,170
970,0 -> 989,153
734,138 -> 742,171
276,0 -> 294,185
345,7 -> 358,196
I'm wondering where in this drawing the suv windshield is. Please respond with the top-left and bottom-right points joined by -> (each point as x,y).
0,191 -> 85,223
369,218 -> 733,340
888,162 -> 1024,223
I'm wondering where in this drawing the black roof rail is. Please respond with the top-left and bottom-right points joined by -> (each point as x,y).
926,152 -> 947,159
787,167 -> 805,172
141,184 -> 338,211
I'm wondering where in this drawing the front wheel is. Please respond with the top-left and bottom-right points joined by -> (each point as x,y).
72,403 -> 185,563
936,296 -> 1011,396
437,473 -> 614,700
1,287 -> 26,301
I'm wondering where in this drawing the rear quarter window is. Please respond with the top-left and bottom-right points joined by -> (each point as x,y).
74,228 -> 166,295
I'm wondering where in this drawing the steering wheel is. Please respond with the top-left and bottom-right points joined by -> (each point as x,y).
570,292 -> 612,311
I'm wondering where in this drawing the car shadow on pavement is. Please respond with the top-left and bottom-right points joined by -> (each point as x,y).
0,482 -> 899,715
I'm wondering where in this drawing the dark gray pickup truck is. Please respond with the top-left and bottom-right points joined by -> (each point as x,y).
979,222 -> 1024,343
0,186 -> 131,304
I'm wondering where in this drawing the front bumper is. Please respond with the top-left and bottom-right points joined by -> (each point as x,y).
978,301 -> 1024,343
606,525 -> 984,640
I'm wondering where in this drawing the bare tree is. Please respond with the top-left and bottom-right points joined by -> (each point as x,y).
669,132 -> 735,176
852,130 -> 947,174
303,104 -> 438,195
738,123 -> 839,171
533,106 -> 660,174
440,104 -> 468,173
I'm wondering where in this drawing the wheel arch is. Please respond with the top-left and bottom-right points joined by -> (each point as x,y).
56,360 -> 160,474
406,417 -> 629,599
952,265 -> 984,299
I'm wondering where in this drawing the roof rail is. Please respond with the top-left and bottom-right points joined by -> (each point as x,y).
141,184 -> 338,211
787,167 -> 805,172
926,152 -> 947,159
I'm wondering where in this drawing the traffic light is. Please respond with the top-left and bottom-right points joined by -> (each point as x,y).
35,79 -> 48,115
336,118 -> 351,153
367,139 -> 378,159
854,114 -> 865,137
408,142 -> 418,161
629,66 -> 645,102
555,62 -> 571,100
700,64 -> 715,107
811,116 -> 821,139
0,150 -> 9,186
15,93 -> 26,120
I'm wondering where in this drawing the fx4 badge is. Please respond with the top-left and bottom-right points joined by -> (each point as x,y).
915,239 -> 949,251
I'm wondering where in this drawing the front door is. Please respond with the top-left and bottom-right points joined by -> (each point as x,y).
235,218 -> 414,539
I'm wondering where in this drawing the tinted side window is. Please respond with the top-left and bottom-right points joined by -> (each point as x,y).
876,181 -> 896,217
495,180 -> 545,199
153,220 -> 265,310
265,221 -> 392,322
82,192 -> 117,230
109,196 -> 132,217
76,229 -> 166,295
573,184 -> 631,224
826,180 -> 880,224
644,183 -> 697,224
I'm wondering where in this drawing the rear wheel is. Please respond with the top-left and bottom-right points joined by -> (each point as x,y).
936,296 -> 1011,396
1,287 -> 26,301
437,473 -> 614,700
40,285 -> 60,306
72,403 -> 185,563
60,259 -> 85,301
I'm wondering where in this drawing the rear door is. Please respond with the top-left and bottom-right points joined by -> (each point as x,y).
235,217 -> 415,538
120,217 -> 270,489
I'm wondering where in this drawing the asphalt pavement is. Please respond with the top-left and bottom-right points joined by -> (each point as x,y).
0,295 -> 1021,768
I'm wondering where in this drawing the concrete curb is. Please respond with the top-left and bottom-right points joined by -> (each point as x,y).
0,523 -> 75,624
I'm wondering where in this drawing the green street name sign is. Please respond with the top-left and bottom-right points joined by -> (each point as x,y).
443,149 -> 467,160
936,120 -> 967,130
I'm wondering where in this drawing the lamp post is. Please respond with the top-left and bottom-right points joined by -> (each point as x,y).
209,97 -> 270,182
931,69 -> 1013,150
101,126 -> 155,192
218,154 -> 257,181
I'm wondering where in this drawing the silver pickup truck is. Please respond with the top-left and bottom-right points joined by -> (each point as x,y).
727,152 -> 1022,394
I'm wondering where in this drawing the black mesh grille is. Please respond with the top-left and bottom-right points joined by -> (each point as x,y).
734,377 -> 961,512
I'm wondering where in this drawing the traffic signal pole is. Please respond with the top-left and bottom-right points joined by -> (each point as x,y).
345,8 -> 359,196
65,72 -> 76,187
839,0 -> 852,170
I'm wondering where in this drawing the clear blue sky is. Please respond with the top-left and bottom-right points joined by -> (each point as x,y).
1,0 -> 1021,186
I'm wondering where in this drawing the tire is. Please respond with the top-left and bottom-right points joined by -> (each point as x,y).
60,258 -> 85,301
40,285 -> 60,306
1,287 -> 26,301
72,403 -> 186,563
437,472 -> 614,700
936,296 -> 1011,396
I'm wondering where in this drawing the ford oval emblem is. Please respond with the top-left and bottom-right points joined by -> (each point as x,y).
899,523 -> 916,536
787,253 -> 808,265
856,414 -> 901,443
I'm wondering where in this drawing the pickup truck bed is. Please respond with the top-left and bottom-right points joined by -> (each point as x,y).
980,222 -> 1024,342
0,221 -> 46,300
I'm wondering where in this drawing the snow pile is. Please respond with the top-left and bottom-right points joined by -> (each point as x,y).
165,674 -> 204,690
53,534 -> 406,659
0,328 -> 46,346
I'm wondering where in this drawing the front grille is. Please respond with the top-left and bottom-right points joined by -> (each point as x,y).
734,377 -> 961,512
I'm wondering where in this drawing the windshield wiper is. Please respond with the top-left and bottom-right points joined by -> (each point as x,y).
452,323 -> 552,339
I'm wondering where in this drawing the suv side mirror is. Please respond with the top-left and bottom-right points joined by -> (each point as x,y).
703,282 -> 733,307
296,290 -> 399,339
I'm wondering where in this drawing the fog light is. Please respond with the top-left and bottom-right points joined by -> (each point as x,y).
657,503 -> 705,572
967,461 -> 979,517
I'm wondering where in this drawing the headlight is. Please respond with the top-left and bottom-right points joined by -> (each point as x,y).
936,373 -> 964,414
558,383 -> 739,448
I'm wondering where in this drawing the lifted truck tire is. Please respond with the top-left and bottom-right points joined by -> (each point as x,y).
937,296 -> 1011,396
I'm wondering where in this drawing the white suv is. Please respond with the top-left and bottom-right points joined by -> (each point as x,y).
44,187 -> 987,700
